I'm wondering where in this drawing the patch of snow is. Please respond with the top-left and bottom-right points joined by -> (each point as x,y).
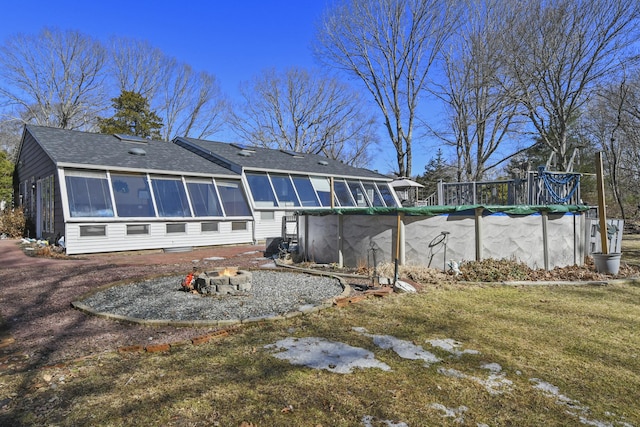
429,403 -> 468,423
438,367 -> 468,379
578,417 -> 615,427
362,415 -> 409,427
353,327 -> 441,366
530,378 -> 585,410
438,365 -> 513,395
204,256 -> 225,261
264,337 -> 391,374
529,378 -> 631,427
427,338 -> 480,357
260,261 -> 278,268
242,250 -> 261,255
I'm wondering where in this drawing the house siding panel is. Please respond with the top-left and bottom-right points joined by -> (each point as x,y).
14,132 -> 62,241
253,210 -> 289,241
64,220 -> 254,255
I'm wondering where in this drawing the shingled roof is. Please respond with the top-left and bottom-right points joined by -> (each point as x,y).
174,137 -> 390,180
24,125 -> 238,177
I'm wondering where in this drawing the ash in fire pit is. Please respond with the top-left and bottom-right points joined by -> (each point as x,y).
181,267 -> 252,295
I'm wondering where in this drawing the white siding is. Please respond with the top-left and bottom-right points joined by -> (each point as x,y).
64,220 -> 254,255
253,210 -> 288,241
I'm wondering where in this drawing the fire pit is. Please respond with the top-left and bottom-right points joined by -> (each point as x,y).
182,267 -> 252,295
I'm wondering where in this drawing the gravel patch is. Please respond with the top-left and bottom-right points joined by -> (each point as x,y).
79,270 -> 344,321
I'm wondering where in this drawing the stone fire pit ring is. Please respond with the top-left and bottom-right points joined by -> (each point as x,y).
72,269 -> 350,327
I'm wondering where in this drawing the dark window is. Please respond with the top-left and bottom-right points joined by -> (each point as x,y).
187,181 -> 223,217
333,180 -> 355,207
111,174 -> 156,217
201,222 -> 219,232
151,178 -> 191,217
292,176 -> 320,207
126,224 -> 150,235
347,181 -> 369,207
246,172 -> 277,207
166,223 -> 186,233
79,225 -> 106,237
376,183 -> 398,207
270,174 -> 300,207
362,182 -> 386,207
216,180 -> 251,216
231,221 -> 247,231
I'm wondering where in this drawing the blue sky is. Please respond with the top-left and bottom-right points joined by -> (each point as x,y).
1,0 -> 433,175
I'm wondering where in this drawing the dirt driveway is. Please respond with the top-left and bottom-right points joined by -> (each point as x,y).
0,239 -> 268,371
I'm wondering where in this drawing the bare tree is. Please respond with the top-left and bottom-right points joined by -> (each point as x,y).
498,0 -> 640,171
584,72 -> 640,218
434,0 -> 523,181
316,0 -> 459,177
107,37 -> 169,101
0,28 -> 107,130
230,67 -> 378,167
0,117 -> 23,158
156,60 -> 228,141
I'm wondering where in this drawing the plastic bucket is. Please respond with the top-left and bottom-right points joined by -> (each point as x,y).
592,252 -> 622,275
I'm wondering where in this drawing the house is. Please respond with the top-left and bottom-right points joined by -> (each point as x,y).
13,125 -> 397,255
174,136 -> 398,241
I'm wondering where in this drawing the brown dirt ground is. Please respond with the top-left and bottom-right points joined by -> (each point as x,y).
0,240 -> 271,371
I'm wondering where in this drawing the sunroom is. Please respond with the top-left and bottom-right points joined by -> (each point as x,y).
61,169 -> 253,254
174,137 -> 400,241
15,126 -> 254,255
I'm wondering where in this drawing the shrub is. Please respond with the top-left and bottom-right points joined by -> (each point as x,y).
0,207 -> 26,238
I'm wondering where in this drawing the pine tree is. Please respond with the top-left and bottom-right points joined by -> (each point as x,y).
98,91 -> 163,139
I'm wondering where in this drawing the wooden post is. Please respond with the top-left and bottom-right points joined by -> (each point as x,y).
474,207 -> 483,261
337,214 -> 344,268
541,210 -> 549,270
330,177 -> 335,209
395,213 -> 402,262
595,152 -> 609,254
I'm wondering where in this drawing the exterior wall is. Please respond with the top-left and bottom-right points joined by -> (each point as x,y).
253,210 -> 288,241
14,132 -> 64,241
64,220 -> 254,255
299,211 -> 586,271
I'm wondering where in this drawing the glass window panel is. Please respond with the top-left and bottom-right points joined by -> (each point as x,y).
201,221 -> 219,232
80,225 -> 106,237
362,182 -> 386,207
270,174 -> 300,207
246,172 -> 277,207
347,180 -> 369,207
377,183 -> 398,207
333,180 -> 355,207
310,176 -> 332,206
292,176 -> 320,207
232,221 -> 247,231
166,223 -> 186,233
187,181 -> 223,217
151,178 -> 191,217
216,180 -> 251,217
65,175 -> 114,217
126,224 -> 149,235
111,174 -> 156,217
261,211 -> 275,220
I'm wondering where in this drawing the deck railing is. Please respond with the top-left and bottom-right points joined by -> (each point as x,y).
413,170 -> 581,207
